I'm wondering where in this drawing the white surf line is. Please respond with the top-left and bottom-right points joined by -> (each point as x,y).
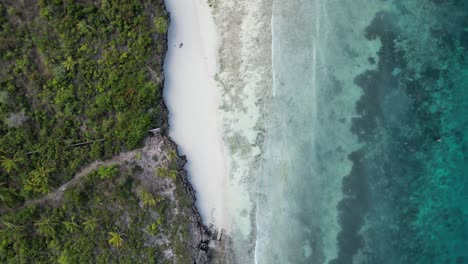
163,0 -> 230,231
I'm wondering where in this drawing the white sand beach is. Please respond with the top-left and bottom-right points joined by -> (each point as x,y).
163,0 -> 230,231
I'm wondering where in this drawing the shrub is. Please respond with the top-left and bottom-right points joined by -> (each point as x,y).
97,165 -> 119,179
153,17 -> 167,34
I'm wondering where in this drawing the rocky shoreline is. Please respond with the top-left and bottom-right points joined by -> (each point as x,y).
163,135 -> 215,263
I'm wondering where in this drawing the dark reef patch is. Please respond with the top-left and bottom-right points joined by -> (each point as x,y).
351,11 -> 403,142
332,12 -> 404,263
334,1 -> 468,263
330,150 -> 369,264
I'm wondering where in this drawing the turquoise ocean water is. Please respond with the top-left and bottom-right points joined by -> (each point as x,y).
255,1 -> 468,263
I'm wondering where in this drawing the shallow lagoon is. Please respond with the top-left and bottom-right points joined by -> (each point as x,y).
255,1 -> 468,263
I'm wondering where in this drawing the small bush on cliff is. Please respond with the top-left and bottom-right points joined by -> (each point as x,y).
154,16 -> 168,33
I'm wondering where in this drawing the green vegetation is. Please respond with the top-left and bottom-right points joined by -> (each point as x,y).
155,167 -> 178,180
0,164 -> 195,263
97,164 -> 118,179
0,0 -> 167,202
0,0 -> 206,263
153,16 -> 168,34
155,150 -> 181,180
108,232 -> 124,247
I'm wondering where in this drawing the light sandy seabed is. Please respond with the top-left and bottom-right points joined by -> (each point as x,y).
163,0 -> 231,231
210,0 -> 273,262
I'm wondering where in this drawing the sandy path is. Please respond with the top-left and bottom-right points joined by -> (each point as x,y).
24,154 -> 132,208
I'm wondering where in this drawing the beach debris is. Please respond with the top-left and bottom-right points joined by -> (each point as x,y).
148,128 -> 161,136
179,42 -> 184,48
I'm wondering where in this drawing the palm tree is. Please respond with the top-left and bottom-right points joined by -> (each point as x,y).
62,216 -> 80,233
139,191 -> 156,206
108,232 -> 123,247
0,154 -> 23,174
62,56 -> 76,71
82,216 -> 98,232
0,182 -> 15,204
57,249 -> 72,264
0,220 -> 25,241
1,157 -> 17,173
25,166 -> 54,195
34,215 -> 57,237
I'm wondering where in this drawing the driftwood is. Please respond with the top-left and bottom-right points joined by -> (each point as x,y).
148,128 -> 161,136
